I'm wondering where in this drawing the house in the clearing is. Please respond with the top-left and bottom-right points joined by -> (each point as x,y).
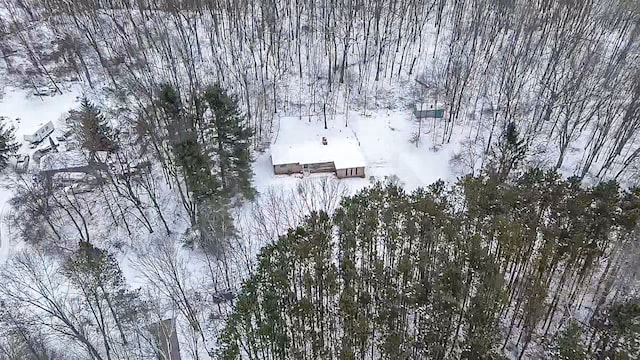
413,103 -> 444,119
24,121 -> 55,144
271,138 -> 366,178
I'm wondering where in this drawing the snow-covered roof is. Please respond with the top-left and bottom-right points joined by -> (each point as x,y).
39,151 -> 89,172
271,139 -> 366,169
22,120 -> 54,136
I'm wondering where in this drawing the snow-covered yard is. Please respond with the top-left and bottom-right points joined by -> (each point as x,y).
1,79 -> 636,360
0,87 -> 80,261
253,110 -> 458,195
1,88 -> 80,152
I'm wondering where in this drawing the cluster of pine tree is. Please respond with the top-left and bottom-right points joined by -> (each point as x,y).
66,98 -> 118,156
140,84 -> 254,254
220,171 -> 640,359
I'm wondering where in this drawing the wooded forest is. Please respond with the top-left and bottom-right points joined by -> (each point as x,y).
1,0 -> 639,182
0,0 -> 639,358
221,175 -> 640,359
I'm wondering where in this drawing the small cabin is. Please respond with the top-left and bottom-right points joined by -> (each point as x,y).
24,121 -> 55,144
413,103 -> 444,119
271,138 -> 366,178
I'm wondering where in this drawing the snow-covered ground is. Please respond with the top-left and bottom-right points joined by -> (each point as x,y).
254,110 -> 458,195
0,182 -> 14,260
0,87 -> 80,261
0,86 -> 496,358
0,88 -> 80,150
1,83 -> 634,359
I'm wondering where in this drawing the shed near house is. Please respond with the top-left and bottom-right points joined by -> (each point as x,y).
413,103 -> 444,119
271,139 -> 366,178
24,121 -> 55,144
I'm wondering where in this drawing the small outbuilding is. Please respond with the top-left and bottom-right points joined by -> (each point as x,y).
24,121 -> 55,144
413,103 -> 444,119
15,154 -> 29,173
271,138 -> 366,178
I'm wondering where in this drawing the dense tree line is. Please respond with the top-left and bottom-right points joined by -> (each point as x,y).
220,173 -> 640,359
1,0 -> 639,182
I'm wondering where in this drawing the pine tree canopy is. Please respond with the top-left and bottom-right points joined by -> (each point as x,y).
0,119 -> 20,170
487,121 -> 528,182
505,122 -> 523,148
220,171 -> 640,359
67,98 -> 116,153
146,83 -> 255,254
201,84 -> 255,200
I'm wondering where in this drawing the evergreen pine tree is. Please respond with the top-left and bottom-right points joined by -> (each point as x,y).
0,119 -> 20,170
67,98 -> 116,157
549,321 -> 588,360
201,84 -> 255,200
487,121 -> 527,182
155,86 -> 212,195
173,138 -> 217,200
591,300 -> 640,359
155,85 -> 229,251
156,84 -> 192,153
461,238 -> 505,360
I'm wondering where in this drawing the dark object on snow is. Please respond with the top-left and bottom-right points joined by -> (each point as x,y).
211,290 -> 235,304
15,154 -> 29,173
49,137 -> 59,152
32,146 -> 55,162
413,103 -> 444,119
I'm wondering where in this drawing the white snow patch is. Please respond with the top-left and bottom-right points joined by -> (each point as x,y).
0,87 -> 81,261
0,87 -> 80,151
